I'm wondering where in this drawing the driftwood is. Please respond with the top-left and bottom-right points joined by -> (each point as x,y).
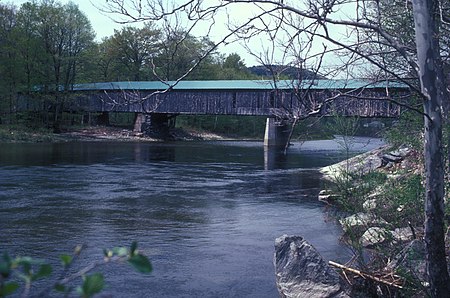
329,260 -> 404,289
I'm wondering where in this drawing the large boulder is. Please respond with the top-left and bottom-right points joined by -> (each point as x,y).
274,235 -> 349,298
321,147 -> 386,180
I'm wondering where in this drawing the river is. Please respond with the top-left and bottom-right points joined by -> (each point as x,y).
0,137 -> 383,297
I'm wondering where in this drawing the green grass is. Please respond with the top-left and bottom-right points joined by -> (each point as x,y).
0,125 -> 57,143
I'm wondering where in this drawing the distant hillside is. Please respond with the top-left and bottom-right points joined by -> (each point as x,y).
248,65 -> 326,80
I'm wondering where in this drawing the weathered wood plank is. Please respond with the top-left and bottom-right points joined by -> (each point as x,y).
17,87 -> 408,118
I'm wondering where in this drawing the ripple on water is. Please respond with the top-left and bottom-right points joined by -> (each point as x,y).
0,140 -> 364,297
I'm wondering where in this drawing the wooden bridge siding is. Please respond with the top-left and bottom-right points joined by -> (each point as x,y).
329,90 -> 402,117
18,88 -> 405,117
80,90 -> 281,115
149,91 -> 236,114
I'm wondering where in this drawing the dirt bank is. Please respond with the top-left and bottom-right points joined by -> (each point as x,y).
0,125 -> 230,143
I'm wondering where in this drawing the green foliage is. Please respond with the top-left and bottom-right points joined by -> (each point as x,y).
333,171 -> 389,213
380,174 -> 424,226
59,254 -> 73,268
218,53 -> 256,79
290,118 -> 334,140
128,255 -> 153,274
76,273 -> 104,298
99,23 -> 160,81
0,242 -> 152,297
323,111 -> 429,293
383,110 -> 423,150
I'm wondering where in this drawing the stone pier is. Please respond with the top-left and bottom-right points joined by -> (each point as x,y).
133,113 -> 174,139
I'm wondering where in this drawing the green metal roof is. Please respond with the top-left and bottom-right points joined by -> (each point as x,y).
72,79 -> 408,91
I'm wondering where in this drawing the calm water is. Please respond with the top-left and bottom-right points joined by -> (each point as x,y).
0,137 -> 383,297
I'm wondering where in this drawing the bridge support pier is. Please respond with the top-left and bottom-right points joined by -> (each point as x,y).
263,118 -> 290,149
133,113 -> 173,139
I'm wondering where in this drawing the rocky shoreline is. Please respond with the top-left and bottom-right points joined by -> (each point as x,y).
274,145 -> 450,297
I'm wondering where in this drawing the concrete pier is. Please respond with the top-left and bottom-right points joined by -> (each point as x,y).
263,118 -> 290,148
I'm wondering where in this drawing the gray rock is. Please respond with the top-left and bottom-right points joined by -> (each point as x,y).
382,153 -> 404,163
391,227 -> 414,242
320,146 -> 387,180
384,161 -> 394,169
318,190 -> 340,204
362,199 -> 377,212
390,147 -> 411,158
351,155 -> 383,175
274,235 -> 349,298
360,227 -> 390,247
339,212 -> 388,233
382,147 -> 411,163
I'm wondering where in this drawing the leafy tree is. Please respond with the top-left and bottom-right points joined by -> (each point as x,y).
59,2 -> 96,88
34,1 -> 95,90
0,3 -> 19,123
154,31 -> 219,80
107,23 -> 161,81
12,0 -> 95,126
14,2 -> 46,93
95,37 -> 121,81
219,53 -> 255,79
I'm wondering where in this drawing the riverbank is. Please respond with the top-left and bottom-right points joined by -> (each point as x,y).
316,146 -> 450,296
274,145 -> 449,297
0,125 -> 231,143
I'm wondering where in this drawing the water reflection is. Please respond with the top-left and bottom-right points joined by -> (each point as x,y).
263,147 -> 287,170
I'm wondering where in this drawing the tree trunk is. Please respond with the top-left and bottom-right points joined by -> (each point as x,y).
412,0 -> 450,296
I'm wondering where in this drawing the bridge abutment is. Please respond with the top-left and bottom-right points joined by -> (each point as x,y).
133,113 -> 173,139
263,118 -> 290,149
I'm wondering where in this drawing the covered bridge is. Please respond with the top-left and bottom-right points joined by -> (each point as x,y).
19,79 -> 410,146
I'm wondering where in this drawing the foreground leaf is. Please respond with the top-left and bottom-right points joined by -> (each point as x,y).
59,254 -> 73,267
128,255 -> 152,274
112,247 -> 128,257
54,283 -> 66,292
77,273 -> 104,298
0,282 -> 19,296
0,253 -> 12,277
32,263 -> 52,280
